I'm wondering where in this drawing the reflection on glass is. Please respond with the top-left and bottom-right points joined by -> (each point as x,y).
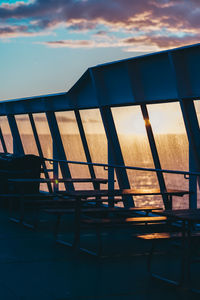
0,116 -> 13,153
80,109 -> 108,180
56,111 -> 92,190
15,115 -> 38,155
112,106 -> 161,207
148,102 -> 189,208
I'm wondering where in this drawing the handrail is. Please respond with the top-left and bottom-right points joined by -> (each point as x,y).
44,157 -> 200,177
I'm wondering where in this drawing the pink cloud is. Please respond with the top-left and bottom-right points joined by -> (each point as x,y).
43,33 -> 200,52
0,0 -> 200,50
122,34 -> 200,51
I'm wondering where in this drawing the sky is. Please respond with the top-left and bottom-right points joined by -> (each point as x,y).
0,0 -> 200,101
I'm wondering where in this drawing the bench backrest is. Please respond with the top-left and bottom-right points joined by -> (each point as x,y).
0,154 -> 43,194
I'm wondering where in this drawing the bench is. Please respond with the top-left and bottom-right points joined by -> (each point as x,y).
80,218 -> 200,258
7,177 -> 110,229
79,213 -> 171,257
43,205 -> 175,257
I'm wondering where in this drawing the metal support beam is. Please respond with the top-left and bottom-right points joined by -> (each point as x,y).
100,107 -> 133,207
189,142 -> 197,209
7,115 -> 24,155
141,105 -> 169,208
29,113 -> 53,193
0,126 -> 7,153
180,99 -> 200,170
108,138 -> 115,206
89,69 -> 133,207
46,111 -> 74,190
169,52 -> 200,208
53,141 -> 59,192
74,110 -> 99,189
126,61 -> 168,208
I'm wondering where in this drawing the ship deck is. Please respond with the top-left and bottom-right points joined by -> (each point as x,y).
0,209 -> 199,300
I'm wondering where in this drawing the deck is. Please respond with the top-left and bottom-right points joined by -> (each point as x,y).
0,209 -> 199,300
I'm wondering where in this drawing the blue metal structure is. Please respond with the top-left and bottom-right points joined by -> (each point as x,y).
1,43 -> 200,208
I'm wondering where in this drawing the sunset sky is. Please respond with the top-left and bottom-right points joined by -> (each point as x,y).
0,0 -> 200,101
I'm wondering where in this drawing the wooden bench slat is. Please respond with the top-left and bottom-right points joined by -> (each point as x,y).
137,231 -> 200,240
43,206 -> 162,215
82,216 -> 167,225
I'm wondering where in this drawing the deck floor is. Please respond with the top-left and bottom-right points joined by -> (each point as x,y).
0,209 -> 199,300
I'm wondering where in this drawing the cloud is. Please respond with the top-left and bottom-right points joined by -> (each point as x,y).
123,33 -> 200,50
0,0 -> 200,50
0,24 -> 51,38
44,39 -> 94,48
41,37 -> 123,49
41,31 -> 200,52
66,19 -> 97,32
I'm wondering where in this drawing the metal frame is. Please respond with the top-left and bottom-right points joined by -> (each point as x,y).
0,126 -> 7,153
89,68 -> 133,207
126,60 -> 169,207
141,105 -> 168,208
169,51 -> 200,208
7,115 -> 24,155
29,113 -> 53,193
0,43 -> 200,208
74,109 -> 97,187
46,111 -> 74,190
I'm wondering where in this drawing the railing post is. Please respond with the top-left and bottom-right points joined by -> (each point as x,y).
29,113 -> 53,193
100,107 -> 133,207
189,143 -> 197,209
7,115 -> 24,155
0,126 -> 7,153
74,110 -> 97,188
108,138 -> 115,206
169,51 -> 200,208
141,105 -> 168,208
89,69 -> 133,207
53,141 -> 59,192
46,111 -> 74,191
126,61 -> 168,208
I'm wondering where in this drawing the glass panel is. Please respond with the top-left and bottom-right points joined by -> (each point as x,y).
56,111 -> 92,190
32,113 -> 53,190
0,116 -> 13,153
79,109 -> 108,181
32,113 -> 52,159
148,102 -> 189,209
194,99 -> 200,127
112,106 -> 161,207
15,114 -> 38,155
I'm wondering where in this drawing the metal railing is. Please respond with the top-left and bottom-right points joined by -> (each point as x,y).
45,157 -> 200,178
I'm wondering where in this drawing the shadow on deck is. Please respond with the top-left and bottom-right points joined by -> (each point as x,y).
0,209 -> 199,300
